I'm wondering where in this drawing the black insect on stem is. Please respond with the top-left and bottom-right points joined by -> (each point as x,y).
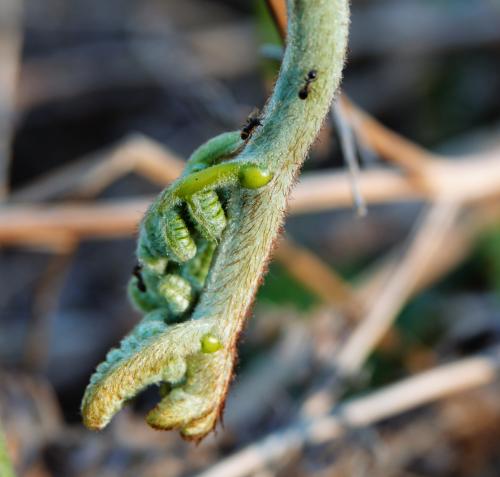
240,108 -> 262,141
133,264 -> 147,292
298,69 -> 317,100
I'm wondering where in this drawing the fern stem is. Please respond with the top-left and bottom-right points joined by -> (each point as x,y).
192,0 -> 349,417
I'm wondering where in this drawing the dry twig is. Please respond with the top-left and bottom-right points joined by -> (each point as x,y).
3,144 -> 500,246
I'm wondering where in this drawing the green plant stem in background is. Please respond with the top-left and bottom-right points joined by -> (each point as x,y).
0,421 -> 15,477
82,0 -> 349,440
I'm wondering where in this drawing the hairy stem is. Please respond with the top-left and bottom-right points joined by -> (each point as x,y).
188,0 -> 349,427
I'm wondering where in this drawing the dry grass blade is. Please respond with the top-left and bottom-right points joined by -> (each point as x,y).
331,99 -> 367,216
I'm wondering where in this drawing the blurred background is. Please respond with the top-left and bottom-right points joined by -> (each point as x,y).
1,0 -> 500,476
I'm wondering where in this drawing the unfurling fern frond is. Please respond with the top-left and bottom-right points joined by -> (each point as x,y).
81,0 -> 350,441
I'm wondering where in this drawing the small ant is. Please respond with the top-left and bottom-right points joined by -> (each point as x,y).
298,69 -> 317,100
133,264 -> 147,292
240,108 -> 262,141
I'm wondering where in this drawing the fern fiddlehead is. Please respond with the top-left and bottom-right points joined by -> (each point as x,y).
82,0 -> 350,440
